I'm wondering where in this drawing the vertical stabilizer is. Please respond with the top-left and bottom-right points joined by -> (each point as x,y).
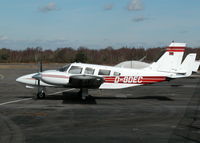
151,42 -> 186,72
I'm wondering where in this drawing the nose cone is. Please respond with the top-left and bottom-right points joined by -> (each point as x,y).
16,73 -> 37,85
16,75 -> 29,84
16,76 -> 23,83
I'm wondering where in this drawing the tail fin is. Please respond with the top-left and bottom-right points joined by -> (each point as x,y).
148,42 -> 200,77
150,42 -> 186,73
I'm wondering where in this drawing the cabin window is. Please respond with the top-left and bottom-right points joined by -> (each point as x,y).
84,67 -> 95,75
98,69 -> 111,75
68,66 -> 83,74
114,72 -> 121,76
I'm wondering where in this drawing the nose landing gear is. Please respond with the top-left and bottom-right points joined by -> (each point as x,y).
37,88 -> 46,99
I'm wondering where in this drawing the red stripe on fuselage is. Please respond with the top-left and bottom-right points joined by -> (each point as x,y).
104,76 -> 166,79
42,74 -> 69,79
103,76 -> 167,84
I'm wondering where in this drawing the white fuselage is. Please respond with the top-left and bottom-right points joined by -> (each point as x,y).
16,62 -> 174,89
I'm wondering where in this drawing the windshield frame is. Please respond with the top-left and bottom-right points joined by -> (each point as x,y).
57,64 -> 71,72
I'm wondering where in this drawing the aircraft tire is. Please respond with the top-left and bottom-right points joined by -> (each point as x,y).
37,91 -> 46,99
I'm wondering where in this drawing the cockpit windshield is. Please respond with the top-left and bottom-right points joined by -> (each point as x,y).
58,64 -> 71,72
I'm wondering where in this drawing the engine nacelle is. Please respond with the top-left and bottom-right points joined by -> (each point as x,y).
69,75 -> 104,88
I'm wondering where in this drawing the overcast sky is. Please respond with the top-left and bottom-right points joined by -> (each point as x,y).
0,0 -> 200,49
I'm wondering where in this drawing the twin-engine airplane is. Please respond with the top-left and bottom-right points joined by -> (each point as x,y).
16,42 -> 200,100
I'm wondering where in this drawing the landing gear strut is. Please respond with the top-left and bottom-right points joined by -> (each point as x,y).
79,88 -> 88,100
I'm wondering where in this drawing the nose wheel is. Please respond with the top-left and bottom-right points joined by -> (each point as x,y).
37,90 -> 46,99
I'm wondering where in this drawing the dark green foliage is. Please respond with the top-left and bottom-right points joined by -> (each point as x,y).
0,46 -> 199,65
75,51 -> 87,63
0,48 -> 10,62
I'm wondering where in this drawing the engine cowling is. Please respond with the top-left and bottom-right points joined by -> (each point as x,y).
69,75 -> 104,88
40,70 -> 69,85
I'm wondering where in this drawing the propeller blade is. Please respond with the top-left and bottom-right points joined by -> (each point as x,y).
39,60 -> 43,72
35,53 -> 43,94
38,80 -> 40,87
38,80 -> 40,92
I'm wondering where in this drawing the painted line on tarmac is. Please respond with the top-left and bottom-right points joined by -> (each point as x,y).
0,74 -> 4,80
0,98 -> 32,106
48,88 -> 75,95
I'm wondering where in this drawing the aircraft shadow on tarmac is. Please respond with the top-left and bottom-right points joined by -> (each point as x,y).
18,92 -> 173,104
40,91 -> 173,104
49,92 -> 97,104
95,96 -> 173,101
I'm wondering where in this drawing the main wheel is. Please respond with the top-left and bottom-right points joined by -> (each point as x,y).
37,91 -> 46,99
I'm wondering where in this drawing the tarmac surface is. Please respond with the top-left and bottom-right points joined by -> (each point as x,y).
0,65 -> 200,143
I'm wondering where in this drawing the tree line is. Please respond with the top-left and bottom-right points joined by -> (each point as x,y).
0,46 -> 200,65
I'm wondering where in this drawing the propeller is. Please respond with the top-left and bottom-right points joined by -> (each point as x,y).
38,60 -> 42,93
32,50 -> 46,99
39,60 -> 43,72
32,56 -> 43,92
37,60 -> 42,92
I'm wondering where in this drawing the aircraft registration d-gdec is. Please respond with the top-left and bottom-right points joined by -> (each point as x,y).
16,42 -> 200,100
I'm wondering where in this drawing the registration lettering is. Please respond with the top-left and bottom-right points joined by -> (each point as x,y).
114,76 -> 143,84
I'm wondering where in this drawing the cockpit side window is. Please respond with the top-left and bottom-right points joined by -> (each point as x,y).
68,66 -> 83,74
114,72 -> 121,76
98,69 -> 111,75
58,64 -> 71,72
84,67 -> 95,75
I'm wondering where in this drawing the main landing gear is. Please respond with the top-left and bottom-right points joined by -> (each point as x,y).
78,88 -> 96,104
79,88 -> 88,100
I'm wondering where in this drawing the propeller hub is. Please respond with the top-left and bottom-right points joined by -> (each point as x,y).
32,73 -> 42,80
